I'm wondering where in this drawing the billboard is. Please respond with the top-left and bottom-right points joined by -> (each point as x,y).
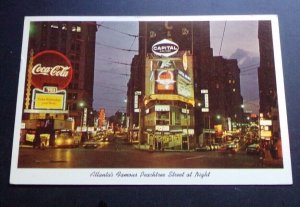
24,50 -> 73,113
145,49 -> 194,100
34,93 -> 64,110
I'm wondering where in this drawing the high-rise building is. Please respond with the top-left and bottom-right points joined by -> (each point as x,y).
258,21 -> 277,115
258,21 -> 280,143
127,21 -> 244,150
24,21 -> 97,128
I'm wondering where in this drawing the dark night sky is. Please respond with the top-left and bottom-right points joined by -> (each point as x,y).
93,20 -> 260,116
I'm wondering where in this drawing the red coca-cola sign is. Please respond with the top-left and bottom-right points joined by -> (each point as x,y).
31,50 -> 73,90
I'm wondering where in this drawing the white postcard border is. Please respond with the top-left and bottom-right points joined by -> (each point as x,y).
10,15 -> 293,185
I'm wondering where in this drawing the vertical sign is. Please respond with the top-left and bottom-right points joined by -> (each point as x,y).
201,89 -> 209,112
83,107 -> 87,128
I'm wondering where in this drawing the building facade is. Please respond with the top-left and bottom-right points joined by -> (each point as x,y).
23,22 -> 97,129
127,21 -> 244,150
258,21 -> 280,144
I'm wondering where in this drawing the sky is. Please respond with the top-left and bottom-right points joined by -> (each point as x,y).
93,21 -> 260,116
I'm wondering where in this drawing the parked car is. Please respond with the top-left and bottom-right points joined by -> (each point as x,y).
212,143 -> 221,150
55,130 -> 81,148
219,143 -> 238,154
227,143 -> 238,153
246,143 -> 260,155
195,146 -> 210,152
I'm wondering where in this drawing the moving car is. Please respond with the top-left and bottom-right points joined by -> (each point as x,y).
55,130 -> 81,148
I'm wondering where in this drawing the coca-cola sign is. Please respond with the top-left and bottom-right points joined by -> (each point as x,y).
31,50 -> 73,90
152,39 -> 179,57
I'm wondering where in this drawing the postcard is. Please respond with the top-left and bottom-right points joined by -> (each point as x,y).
10,15 -> 292,185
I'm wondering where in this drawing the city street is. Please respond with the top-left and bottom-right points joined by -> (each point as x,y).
18,138 -> 283,169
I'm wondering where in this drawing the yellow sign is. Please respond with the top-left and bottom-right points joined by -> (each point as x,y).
261,130 -> 272,137
145,94 -> 195,106
34,93 -> 64,110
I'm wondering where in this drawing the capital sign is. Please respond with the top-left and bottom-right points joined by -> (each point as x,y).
152,39 -> 179,57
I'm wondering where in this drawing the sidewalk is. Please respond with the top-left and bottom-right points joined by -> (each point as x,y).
133,144 -> 194,152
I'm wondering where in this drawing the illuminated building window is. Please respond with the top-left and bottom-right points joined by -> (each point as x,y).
233,88 -> 236,92
233,80 -> 235,84
50,24 -> 59,29
72,26 -> 81,32
62,24 -> 67,30
229,80 -> 232,84
73,93 -> 78,100
216,83 -> 219,89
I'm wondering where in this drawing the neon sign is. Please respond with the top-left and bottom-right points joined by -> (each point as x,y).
156,70 -> 176,90
152,39 -> 179,57
31,50 -> 73,90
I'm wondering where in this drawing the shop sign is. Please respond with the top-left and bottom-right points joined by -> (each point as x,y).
261,130 -> 272,137
181,108 -> 189,114
31,87 -> 66,111
155,105 -> 170,111
31,50 -> 73,90
178,70 -> 191,81
177,75 -> 193,98
152,39 -> 179,57
260,120 -> 272,126
155,125 -> 170,132
34,93 -> 64,110
134,91 -> 141,113
156,70 -> 175,90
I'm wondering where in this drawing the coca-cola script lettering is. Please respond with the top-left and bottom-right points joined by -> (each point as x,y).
32,64 -> 70,77
31,50 -> 73,90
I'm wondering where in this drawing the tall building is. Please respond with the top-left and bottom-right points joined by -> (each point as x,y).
24,22 -> 97,128
127,21 -> 244,150
258,21 -> 277,115
258,21 -> 280,142
211,57 -> 244,131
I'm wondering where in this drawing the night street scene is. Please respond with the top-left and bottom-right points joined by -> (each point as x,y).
17,19 -> 283,169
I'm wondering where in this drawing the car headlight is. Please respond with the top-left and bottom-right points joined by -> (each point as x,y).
66,138 -> 73,144
56,139 -> 63,145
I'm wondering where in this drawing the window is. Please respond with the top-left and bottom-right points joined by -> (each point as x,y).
62,24 -> 67,30
50,24 -> 59,29
72,25 -> 81,32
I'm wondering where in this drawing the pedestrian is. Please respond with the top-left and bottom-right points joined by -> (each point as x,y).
258,148 -> 265,167
33,127 -> 41,149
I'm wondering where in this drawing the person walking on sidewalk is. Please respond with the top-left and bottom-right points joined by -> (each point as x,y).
258,148 -> 265,167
